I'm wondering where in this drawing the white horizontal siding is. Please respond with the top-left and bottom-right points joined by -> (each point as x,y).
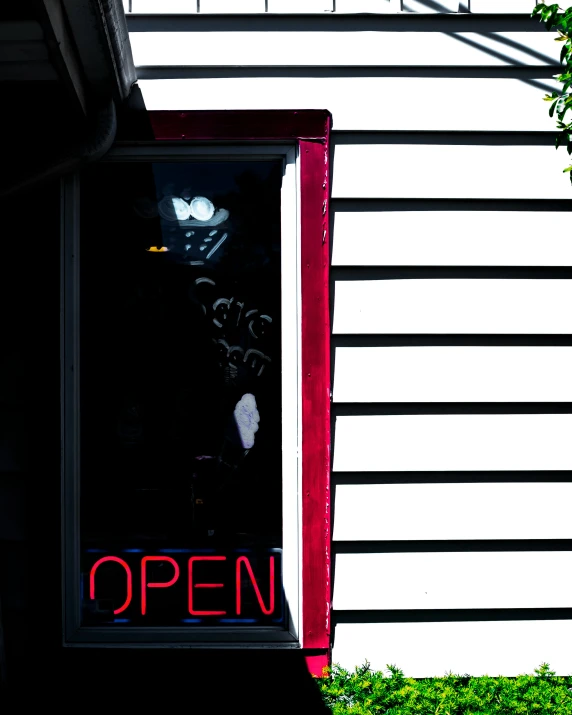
138,78 -> 557,132
332,145 -> 571,200
332,279 -> 572,334
267,0 -> 334,11
332,620 -> 572,676
333,414 -> 572,471
129,31 -> 559,66
333,483 -> 572,540
334,552 -> 572,609
470,0 -> 535,11
336,0 -> 399,11
333,347 -> 572,402
129,0 -> 198,11
332,210 -> 570,265
404,0 -> 460,11
124,0 -> 535,12
127,10 -> 571,680
201,0 -> 266,11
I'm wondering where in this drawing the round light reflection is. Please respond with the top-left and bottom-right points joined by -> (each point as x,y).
189,196 -> 215,222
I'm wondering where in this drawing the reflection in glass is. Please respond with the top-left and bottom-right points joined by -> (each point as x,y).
79,160 -> 284,627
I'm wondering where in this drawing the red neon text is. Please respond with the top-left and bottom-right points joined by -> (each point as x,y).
188,556 -> 227,616
141,556 -> 180,616
236,555 -> 275,615
90,556 -> 133,615
88,554 -> 276,617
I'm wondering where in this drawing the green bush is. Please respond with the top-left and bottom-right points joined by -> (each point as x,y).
317,662 -> 572,714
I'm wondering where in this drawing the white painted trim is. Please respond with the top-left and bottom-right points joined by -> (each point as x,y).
280,146 -> 302,641
296,146 -> 304,643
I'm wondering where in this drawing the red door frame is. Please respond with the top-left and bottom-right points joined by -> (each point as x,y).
148,110 -> 332,676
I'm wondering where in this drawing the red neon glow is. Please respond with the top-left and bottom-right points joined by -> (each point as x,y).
188,556 -> 227,616
236,555 -> 275,616
89,556 -> 133,615
141,556 -> 180,616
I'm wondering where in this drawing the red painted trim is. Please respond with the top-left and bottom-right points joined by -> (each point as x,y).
149,110 -> 329,142
300,133 -> 331,652
305,653 -> 330,679
148,110 -> 331,655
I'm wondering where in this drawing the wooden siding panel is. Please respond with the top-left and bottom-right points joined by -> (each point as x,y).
333,483 -> 572,541
333,280 -> 572,334
333,414 -> 572,471
332,621 -> 572,676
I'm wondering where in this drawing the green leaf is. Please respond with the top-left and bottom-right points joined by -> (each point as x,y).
550,99 -> 559,116
547,12 -> 561,29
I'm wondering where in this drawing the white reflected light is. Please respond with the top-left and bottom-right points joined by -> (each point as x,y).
234,394 -> 260,449
190,196 -> 215,221
158,195 -> 192,221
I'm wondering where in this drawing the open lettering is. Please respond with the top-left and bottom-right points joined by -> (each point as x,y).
89,554 -> 275,617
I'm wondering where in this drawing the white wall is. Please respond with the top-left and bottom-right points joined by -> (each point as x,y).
139,78 -> 559,131
127,9 -> 572,677
333,621 -> 572,678
130,31 -> 560,66
333,483 -> 572,540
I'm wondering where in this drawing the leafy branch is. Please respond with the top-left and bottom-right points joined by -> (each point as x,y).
532,3 -> 572,182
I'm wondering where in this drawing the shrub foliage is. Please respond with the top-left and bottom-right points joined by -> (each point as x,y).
317,662 -> 572,714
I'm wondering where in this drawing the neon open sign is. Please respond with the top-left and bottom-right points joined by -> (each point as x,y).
83,549 -> 283,627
